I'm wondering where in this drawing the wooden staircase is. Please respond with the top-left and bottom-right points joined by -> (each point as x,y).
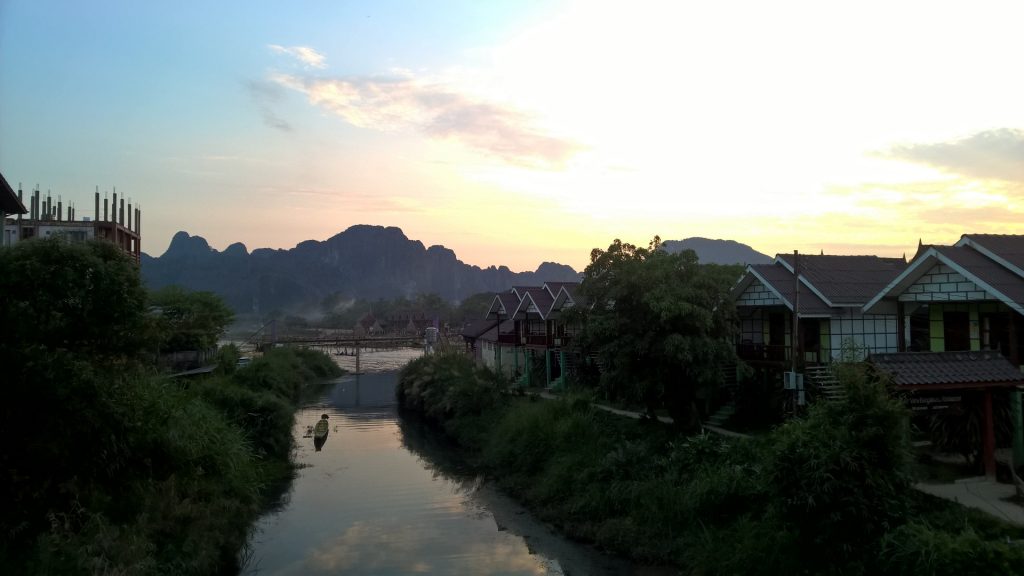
804,364 -> 845,402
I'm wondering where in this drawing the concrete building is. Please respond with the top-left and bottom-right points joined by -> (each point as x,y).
2,183 -> 141,262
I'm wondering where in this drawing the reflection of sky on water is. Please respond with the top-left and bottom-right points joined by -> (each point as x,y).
244,371 -> 565,576
331,347 -> 424,374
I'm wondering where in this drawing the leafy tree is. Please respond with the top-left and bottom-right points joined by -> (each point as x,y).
0,237 -> 148,362
0,239 -> 150,545
455,291 -> 496,323
149,285 -> 234,352
573,237 -> 738,429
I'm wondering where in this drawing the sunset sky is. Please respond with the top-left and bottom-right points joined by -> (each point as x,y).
2,1 -> 1022,271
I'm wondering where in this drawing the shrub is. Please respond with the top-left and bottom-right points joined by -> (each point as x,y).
764,366 -> 913,567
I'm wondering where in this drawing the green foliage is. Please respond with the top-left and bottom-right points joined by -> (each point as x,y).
0,238 -> 343,574
400,354 -> 1022,574
214,342 -> 241,375
397,353 -> 506,426
0,238 -> 147,362
149,285 -> 235,352
246,346 -> 344,401
879,522 -> 1024,575
765,368 -> 914,567
574,237 -> 738,429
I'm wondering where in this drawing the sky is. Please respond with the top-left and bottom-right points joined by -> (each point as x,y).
1,0 -> 1022,271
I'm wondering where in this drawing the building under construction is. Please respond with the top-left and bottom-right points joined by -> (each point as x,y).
2,175 -> 142,263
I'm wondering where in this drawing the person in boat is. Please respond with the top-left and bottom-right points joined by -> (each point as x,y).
313,414 -> 330,451
314,414 -> 329,438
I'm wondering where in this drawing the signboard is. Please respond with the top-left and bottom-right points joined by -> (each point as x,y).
908,393 -> 963,413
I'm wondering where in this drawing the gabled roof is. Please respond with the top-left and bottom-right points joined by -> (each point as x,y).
732,262 -> 833,316
548,284 -> 580,317
0,172 -> 27,215
511,287 -> 554,319
870,351 -> 1024,390
863,245 -> 1024,315
957,234 -> 1024,281
543,281 -> 580,300
485,292 -> 522,318
776,254 -> 906,306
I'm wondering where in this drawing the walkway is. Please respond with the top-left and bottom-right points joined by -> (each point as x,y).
915,478 -> 1024,527
533,390 -> 751,438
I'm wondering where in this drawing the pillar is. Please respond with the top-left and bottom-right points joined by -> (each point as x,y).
983,389 -> 997,478
896,302 -> 906,352
545,349 -> 552,388
527,352 -> 532,387
559,350 -> 567,390
1012,389 -> 1024,467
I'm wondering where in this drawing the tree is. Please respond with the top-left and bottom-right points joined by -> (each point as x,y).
574,237 -> 738,430
149,285 -> 234,352
455,291 -> 496,324
0,238 -> 150,542
0,237 -> 147,362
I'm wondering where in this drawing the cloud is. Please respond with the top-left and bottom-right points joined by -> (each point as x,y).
272,73 -> 581,168
268,44 -> 327,68
245,79 -> 293,132
886,128 -> 1024,182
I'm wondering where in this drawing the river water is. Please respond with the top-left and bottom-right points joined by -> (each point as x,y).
243,350 -> 661,576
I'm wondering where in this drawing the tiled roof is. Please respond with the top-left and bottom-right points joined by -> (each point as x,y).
461,319 -> 498,339
544,281 -> 580,298
934,245 -> 1024,307
0,172 -> 27,215
747,263 -> 833,315
478,319 -> 514,343
486,292 -> 521,317
514,287 -> 553,318
870,351 -> 1024,388
777,254 -> 906,305
961,234 -> 1024,278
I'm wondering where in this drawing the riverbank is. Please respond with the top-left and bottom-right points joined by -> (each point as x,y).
2,346 -> 342,575
396,353 -> 1024,575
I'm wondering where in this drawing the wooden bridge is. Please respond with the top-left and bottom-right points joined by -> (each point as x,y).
256,335 -> 425,354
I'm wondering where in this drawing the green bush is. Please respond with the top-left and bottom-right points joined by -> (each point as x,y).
764,367 -> 914,567
879,522 -> 1024,576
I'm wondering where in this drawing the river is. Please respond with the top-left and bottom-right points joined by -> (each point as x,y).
242,349 -> 668,575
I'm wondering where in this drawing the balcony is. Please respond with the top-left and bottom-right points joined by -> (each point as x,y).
737,343 -> 789,363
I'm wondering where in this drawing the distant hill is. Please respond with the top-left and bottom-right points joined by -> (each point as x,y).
661,237 -> 771,265
141,225 -> 580,312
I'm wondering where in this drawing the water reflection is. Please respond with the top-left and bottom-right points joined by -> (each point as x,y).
245,371 -> 566,575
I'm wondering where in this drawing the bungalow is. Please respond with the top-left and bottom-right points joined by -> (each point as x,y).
476,281 -> 581,387
863,235 -> 1024,362
863,234 -> 1024,477
732,253 -> 907,367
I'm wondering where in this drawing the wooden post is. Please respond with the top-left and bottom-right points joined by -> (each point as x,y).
983,388 -> 997,478
355,343 -> 361,375
545,349 -> 552,389
1012,388 -> 1024,467
792,250 -> 800,372
896,301 -> 906,352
